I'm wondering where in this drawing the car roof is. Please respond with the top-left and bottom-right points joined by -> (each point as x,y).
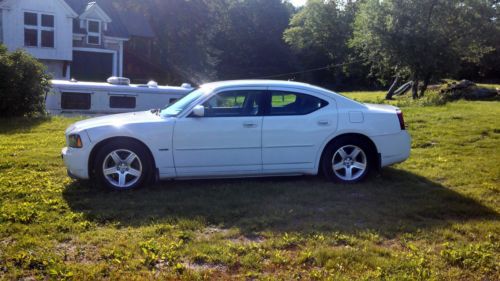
201,80 -> 326,91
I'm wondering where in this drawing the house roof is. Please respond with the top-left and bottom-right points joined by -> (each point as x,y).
65,0 -> 154,39
1,0 -> 78,17
79,1 -> 112,23
65,0 -> 129,38
1,0 -> 155,39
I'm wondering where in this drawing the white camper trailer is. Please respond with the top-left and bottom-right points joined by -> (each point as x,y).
46,77 -> 193,115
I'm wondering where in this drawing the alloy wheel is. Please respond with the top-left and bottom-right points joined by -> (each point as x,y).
102,149 -> 143,189
331,145 -> 367,181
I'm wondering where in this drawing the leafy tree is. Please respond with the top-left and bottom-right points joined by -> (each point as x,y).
350,0 -> 498,98
115,0 -> 297,83
0,45 -> 51,117
214,0 -> 297,80
283,0 -> 362,88
458,2 -> 500,82
114,0 -> 225,84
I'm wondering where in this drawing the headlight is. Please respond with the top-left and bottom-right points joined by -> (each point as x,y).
68,134 -> 83,148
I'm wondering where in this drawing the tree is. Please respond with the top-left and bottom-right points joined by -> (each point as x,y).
458,2 -> 500,82
350,0 -> 498,99
283,0 -> 362,88
0,45 -> 51,117
114,0 -> 226,84
113,0 -> 296,83
214,0 -> 297,80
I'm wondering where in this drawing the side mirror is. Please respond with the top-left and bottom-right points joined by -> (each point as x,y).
192,105 -> 205,117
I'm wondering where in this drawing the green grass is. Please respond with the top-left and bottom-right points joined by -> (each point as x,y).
478,83 -> 500,90
1,96 -> 499,280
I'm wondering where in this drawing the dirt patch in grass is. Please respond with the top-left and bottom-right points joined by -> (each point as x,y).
182,261 -> 228,272
196,226 -> 232,241
228,234 -> 266,244
55,242 -> 99,264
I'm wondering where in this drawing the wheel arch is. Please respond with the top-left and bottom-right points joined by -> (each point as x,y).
318,133 -> 380,174
88,136 -> 157,179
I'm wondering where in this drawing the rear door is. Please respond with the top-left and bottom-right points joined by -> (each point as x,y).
262,88 -> 337,173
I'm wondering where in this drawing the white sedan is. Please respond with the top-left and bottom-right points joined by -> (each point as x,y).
62,80 -> 411,190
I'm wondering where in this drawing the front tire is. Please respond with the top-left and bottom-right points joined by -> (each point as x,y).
94,140 -> 152,190
322,137 -> 372,183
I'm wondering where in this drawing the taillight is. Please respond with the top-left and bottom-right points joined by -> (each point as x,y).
397,110 -> 405,130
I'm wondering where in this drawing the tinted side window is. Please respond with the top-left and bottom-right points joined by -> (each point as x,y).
202,90 -> 263,117
269,91 -> 328,116
110,96 -> 136,109
61,92 -> 91,110
169,98 -> 178,105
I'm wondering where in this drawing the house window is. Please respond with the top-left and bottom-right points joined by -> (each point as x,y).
87,20 -> 101,45
24,12 -> 37,25
24,12 -> 55,48
24,29 -> 37,47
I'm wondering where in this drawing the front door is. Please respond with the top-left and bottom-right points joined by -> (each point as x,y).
173,89 -> 265,177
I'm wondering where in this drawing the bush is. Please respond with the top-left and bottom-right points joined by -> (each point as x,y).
0,44 -> 51,117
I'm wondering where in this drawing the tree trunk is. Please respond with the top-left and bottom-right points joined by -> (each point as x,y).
412,78 -> 419,100
385,76 -> 399,100
419,73 -> 431,97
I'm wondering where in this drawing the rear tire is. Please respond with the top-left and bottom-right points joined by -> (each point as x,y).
94,140 -> 153,191
322,137 -> 372,183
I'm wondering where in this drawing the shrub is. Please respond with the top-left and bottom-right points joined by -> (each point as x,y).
0,44 -> 51,117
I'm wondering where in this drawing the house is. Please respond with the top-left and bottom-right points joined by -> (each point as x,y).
0,0 -> 157,81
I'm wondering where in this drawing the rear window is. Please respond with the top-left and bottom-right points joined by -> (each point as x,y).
61,92 -> 91,110
269,91 -> 328,115
109,96 -> 136,109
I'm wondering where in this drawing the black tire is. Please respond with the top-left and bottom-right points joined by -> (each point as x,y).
321,137 -> 373,183
94,139 -> 153,191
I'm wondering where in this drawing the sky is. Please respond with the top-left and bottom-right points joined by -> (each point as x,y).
290,0 -> 307,7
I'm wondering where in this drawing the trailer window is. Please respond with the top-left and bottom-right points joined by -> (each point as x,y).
110,96 -> 136,109
61,92 -> 91,110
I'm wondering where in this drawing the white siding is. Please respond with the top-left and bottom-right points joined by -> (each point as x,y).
40,59 -> 64,78
0,9 -> 3,43
2,0 -> 74,61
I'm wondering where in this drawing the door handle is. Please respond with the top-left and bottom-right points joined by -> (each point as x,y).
317,120 -> 330,126
243,122 -> 258,128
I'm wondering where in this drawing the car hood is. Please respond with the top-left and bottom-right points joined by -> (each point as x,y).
66,111 -> 162,134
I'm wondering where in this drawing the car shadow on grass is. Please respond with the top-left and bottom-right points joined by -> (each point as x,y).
62,168 -> 498,236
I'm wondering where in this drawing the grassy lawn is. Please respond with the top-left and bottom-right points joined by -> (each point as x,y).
0,95 -> 499,280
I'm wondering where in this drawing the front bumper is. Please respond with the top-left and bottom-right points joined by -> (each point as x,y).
61,147 -> 89,179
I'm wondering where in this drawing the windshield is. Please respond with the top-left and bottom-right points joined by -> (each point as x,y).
160,88 -> 207,117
